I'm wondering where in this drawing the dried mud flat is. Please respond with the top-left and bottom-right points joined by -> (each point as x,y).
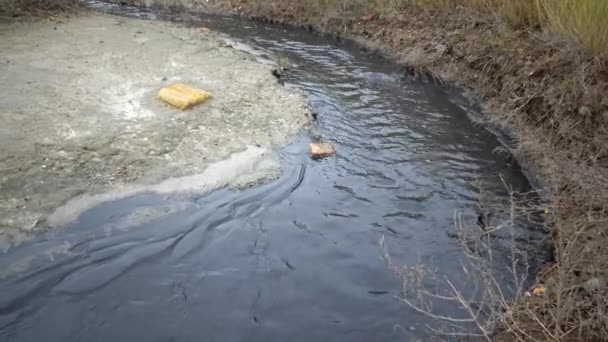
0,13 -> 310,247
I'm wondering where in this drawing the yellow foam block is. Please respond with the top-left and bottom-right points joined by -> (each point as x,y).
158,83 -> 212,110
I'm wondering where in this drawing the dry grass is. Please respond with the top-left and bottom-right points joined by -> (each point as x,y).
541,0 -> 608,57
380,178 -> 542,341
263,0 -> 607,57
381,173 -> 608,341
412,0 -> 608,56
0,0 -> 79,16
511,138 -> 608,341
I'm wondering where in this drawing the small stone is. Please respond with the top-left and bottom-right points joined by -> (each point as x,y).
200,27 -> 212,34
309,142 -> 335,159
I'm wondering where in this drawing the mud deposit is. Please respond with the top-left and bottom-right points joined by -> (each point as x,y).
0,13 -> 310,244
0,4 -> 548,341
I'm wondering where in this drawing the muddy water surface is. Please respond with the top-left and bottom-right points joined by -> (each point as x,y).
0,3 -> 545,341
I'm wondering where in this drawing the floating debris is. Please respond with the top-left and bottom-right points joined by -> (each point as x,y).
309,142 -> 335,159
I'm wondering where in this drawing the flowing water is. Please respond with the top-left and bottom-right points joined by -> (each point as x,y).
0,3 -> 547,341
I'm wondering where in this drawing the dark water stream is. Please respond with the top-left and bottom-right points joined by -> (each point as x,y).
0,3 -> 547,341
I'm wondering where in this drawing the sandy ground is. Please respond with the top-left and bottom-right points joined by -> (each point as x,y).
0,13 -> 310,245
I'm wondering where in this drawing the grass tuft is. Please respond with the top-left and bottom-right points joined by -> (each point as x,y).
541,0 -> 608,56
411,0 -> 608,56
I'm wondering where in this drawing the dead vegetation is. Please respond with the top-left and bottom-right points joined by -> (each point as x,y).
0,0 -> 79,16
379,178 -> 540,340
382,176 -> 607,341
413,0 -> 608,57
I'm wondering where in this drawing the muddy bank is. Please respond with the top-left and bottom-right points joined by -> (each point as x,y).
111,0 -> 608,340
0,13 -> 310,247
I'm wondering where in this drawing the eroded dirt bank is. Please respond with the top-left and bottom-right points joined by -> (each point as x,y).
112,0 -> 608,340
0,13 -> 310,246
